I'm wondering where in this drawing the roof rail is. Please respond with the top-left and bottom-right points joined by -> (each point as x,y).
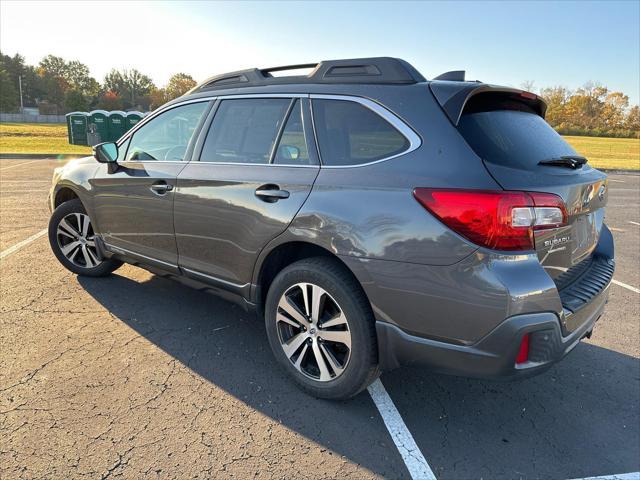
191,57 -> 426,93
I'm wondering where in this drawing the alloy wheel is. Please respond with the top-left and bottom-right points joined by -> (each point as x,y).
276,282 -> 352,382
56,213 -> 101,269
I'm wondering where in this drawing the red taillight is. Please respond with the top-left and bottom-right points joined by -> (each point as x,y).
413,189 -> 567,251
515,333 -> 530,364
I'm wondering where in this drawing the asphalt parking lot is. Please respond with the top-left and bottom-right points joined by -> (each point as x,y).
1,158 -> 638,480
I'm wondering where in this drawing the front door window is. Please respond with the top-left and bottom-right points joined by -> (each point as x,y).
125,102 -> 208,162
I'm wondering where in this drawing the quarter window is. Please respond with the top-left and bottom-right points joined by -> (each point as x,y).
273,100 -> 310,165
201,98 -> 290,164
125,102 -> 208,161
312,99 -> 410,166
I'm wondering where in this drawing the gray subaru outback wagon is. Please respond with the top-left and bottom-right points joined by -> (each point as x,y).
48,57 -> 614,399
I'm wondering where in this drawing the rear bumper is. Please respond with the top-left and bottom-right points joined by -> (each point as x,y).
343,224 -> 614,378
376,280 -> 610,378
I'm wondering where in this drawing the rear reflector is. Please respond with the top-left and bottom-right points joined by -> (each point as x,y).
413,189 -> 567,251
516,333 -> 530,364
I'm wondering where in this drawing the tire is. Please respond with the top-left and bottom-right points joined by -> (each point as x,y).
48,198 -> 122,277
265,257 -> 379,399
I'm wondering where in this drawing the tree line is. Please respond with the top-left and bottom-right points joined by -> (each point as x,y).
0,52 -> 196,114
535,82 -> 639,138
1,52 -> 638,138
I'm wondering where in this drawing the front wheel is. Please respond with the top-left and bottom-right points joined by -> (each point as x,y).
265,257 -> 379,399
48,198 -> 122,277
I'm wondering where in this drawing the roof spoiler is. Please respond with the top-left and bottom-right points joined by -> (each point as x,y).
429,82 -> 547,125
433,70 -> 466,81
190,57 -> 426,93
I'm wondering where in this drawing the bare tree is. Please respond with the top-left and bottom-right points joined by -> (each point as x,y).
520,80 -> 536,93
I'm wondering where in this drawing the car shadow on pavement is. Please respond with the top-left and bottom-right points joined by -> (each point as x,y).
78,272 -> 639,480
78,272 -> 409,479
380,337 -> 640,479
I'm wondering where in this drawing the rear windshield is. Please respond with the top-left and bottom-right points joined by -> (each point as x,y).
458,110 -> 578,169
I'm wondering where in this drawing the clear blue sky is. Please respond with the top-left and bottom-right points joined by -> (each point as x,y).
1,1 -> 639,104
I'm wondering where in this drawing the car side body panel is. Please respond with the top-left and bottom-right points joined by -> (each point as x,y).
339,251 -> 561,345
49,157 -> 100,217
174,162 -> 319,295
90,161 -> 187,268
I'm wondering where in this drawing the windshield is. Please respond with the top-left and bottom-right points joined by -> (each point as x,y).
458,110 -> 578,169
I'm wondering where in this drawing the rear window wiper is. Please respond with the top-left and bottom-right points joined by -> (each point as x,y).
538,155 -> 587,169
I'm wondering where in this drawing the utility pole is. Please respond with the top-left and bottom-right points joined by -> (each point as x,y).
18,75 -> 24,114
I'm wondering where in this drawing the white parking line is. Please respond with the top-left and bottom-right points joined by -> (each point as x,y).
368,379 -> 436,480
0,160 -> 38,171
568,472 -> 640,480
1,189 -> 51,193
0,229 -> 47,260
0,180 -> 50,183
629,221 -> 640,226
612,280 -> 640,294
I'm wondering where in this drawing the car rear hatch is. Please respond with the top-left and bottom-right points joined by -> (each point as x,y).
431,82 -> 611,331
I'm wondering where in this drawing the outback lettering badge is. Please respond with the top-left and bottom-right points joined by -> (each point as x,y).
544,236 -> 571,248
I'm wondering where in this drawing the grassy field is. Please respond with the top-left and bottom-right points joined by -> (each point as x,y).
0,122 -> 638,170
563,136 -> 639,171
0,122 -> 92,155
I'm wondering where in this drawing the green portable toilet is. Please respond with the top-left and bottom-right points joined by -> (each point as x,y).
65,112 -> 88,145
107,111 -> 127,141
87,110 -> 109,145
125,111 -> 143,132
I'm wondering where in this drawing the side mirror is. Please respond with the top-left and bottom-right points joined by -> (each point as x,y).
93,142 -> 118,164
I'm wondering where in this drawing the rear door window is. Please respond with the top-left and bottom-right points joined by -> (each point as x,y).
458,110 -> 578,169
312,99 -> 410,166
200,98 -> 290,164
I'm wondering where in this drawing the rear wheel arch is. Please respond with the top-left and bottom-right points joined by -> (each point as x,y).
255,241 -> 371,315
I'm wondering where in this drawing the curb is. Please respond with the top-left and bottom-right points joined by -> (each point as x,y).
0,153 -> 89,160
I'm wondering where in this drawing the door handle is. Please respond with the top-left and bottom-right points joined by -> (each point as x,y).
150,182 -> 174,194
255,184 -> 290,202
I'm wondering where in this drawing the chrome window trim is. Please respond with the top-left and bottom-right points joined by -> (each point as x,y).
212,93 -> 307,100
115,160 -> 189,165
184,161 -> 318,169
118,94 -> 308,149
114,92 -> 421,168
309,94 -> 422,169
